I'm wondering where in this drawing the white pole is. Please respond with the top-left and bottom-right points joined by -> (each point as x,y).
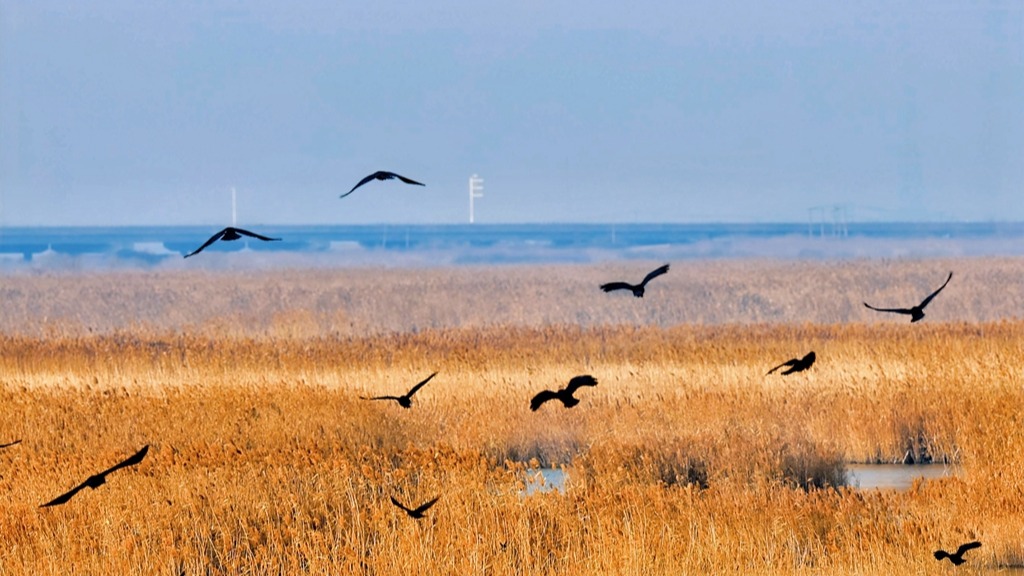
469,174 -> 484,224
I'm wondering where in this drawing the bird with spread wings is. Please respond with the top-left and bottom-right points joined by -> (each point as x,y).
361,372 -> 437,409
767,351 -> 816,375
341,171 -> 425,199
531,375 -> 598,411
600,264 -> 670,298
934,541 -> 981,565
863,272 -> 952,323
390,495 -> 440,519
40,445 -> 149,507
184,227 -> 281,258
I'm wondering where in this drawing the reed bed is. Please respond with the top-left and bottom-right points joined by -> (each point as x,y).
1,317 -> 1022,574
1,257 -> 1023,337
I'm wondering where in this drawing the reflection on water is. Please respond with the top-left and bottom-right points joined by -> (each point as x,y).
522,465 -> 957,494
524,468 -> 567,495
846,464 -> 958,490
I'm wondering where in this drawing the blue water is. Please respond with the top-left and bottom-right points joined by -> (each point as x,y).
1,222 -> 1023,265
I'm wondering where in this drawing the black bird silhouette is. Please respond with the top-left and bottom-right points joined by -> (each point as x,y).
600,264 -> 670,297
183,227 -> 281,258
390,495 -> 440,519
341,171 -> 425,199
934,541 -> 981,565
361,372 -> 437,408
530,375 -> 598,411
863,272 -> 953,323
0,439 -> 21,449
767,351 -> 816,375
41,445 -> 149,507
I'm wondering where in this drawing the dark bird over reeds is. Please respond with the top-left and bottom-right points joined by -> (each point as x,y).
40,445 -> 149,507
183,227 -> 281,258
766,351 -> 816,375
531,375 -> 598,411
934,541 -> 981,565
863,272 -> 952,322
341,171 -> 425,199
600,264 -> 669,297
0,439 -> 21,449
361,372 -> 437,408
390,495 -> 440,519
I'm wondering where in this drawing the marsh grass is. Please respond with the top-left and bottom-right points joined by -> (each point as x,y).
3,258 -> 1024,337
0,317 -> 1021,574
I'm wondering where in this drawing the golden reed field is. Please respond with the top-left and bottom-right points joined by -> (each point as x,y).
1,258 -> 1023,574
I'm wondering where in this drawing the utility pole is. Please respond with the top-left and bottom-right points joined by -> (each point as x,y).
469,174 -> 484,223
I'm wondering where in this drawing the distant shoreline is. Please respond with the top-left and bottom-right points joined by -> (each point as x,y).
2,222 -> 1024,269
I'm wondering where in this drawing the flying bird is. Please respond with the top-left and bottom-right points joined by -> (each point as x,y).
0,439 -> 21,449
341,171 -> 425,199
184,227 -> 281,258
600,264 -> 670,298
390,495 -> 440,519
934,541 -> 981,565
530,375 -> 598,411
767,351 -> 816,375
40,445 -> 149,507
863,272 -> 953,323
361,372 -> 437,408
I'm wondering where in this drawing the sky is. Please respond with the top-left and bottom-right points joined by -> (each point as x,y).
1,1 -> 1022,226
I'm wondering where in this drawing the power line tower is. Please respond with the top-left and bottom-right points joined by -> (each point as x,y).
469,174 -> 484,223
807,204 -> 850,238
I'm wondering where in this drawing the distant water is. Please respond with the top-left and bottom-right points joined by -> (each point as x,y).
2,222 -> 1023,268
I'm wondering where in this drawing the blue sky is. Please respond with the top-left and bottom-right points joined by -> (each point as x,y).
1,1 -> 1022,226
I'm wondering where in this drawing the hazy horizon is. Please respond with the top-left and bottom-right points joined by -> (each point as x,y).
2,1 -> 1022,227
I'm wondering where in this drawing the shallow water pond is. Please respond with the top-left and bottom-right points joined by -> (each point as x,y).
523,468 -> 567,495
845,463 -> 958,490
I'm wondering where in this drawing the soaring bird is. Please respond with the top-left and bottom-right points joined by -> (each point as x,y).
0,439 -> 21,449
530,375 -> 598,411
40,445 -> 149,507
934,541 -> 981,565
767,351 -> 816,375
390,495 -> 440,519
361,372 -> 437,409
184,227 -> 281,258
341,171 -> 425,199
600,264 -> 670,298
863,272 -> 953,323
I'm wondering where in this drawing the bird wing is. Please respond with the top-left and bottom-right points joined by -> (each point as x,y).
393,173 -> 425,186
390,496 -> 413,513
863,302 -> 914,315
600,282 -> 635,293
405,372 -> 438,398
918,272 -> 953,309
530,390 -> 560,411
640,264 -> 670,286
40,480 -> 89,507
184,229 -> 227,258
766,358 -> 797,375
340,173 -> 379,199
412,496 -> 440,515
362,395 -> 401,402
955,541 -> 982,555
97,445 -> 150,477
565,375 -> 598,395
0,439 -> 21,449
232,228 -> 281,242
933,550 -> 949,561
